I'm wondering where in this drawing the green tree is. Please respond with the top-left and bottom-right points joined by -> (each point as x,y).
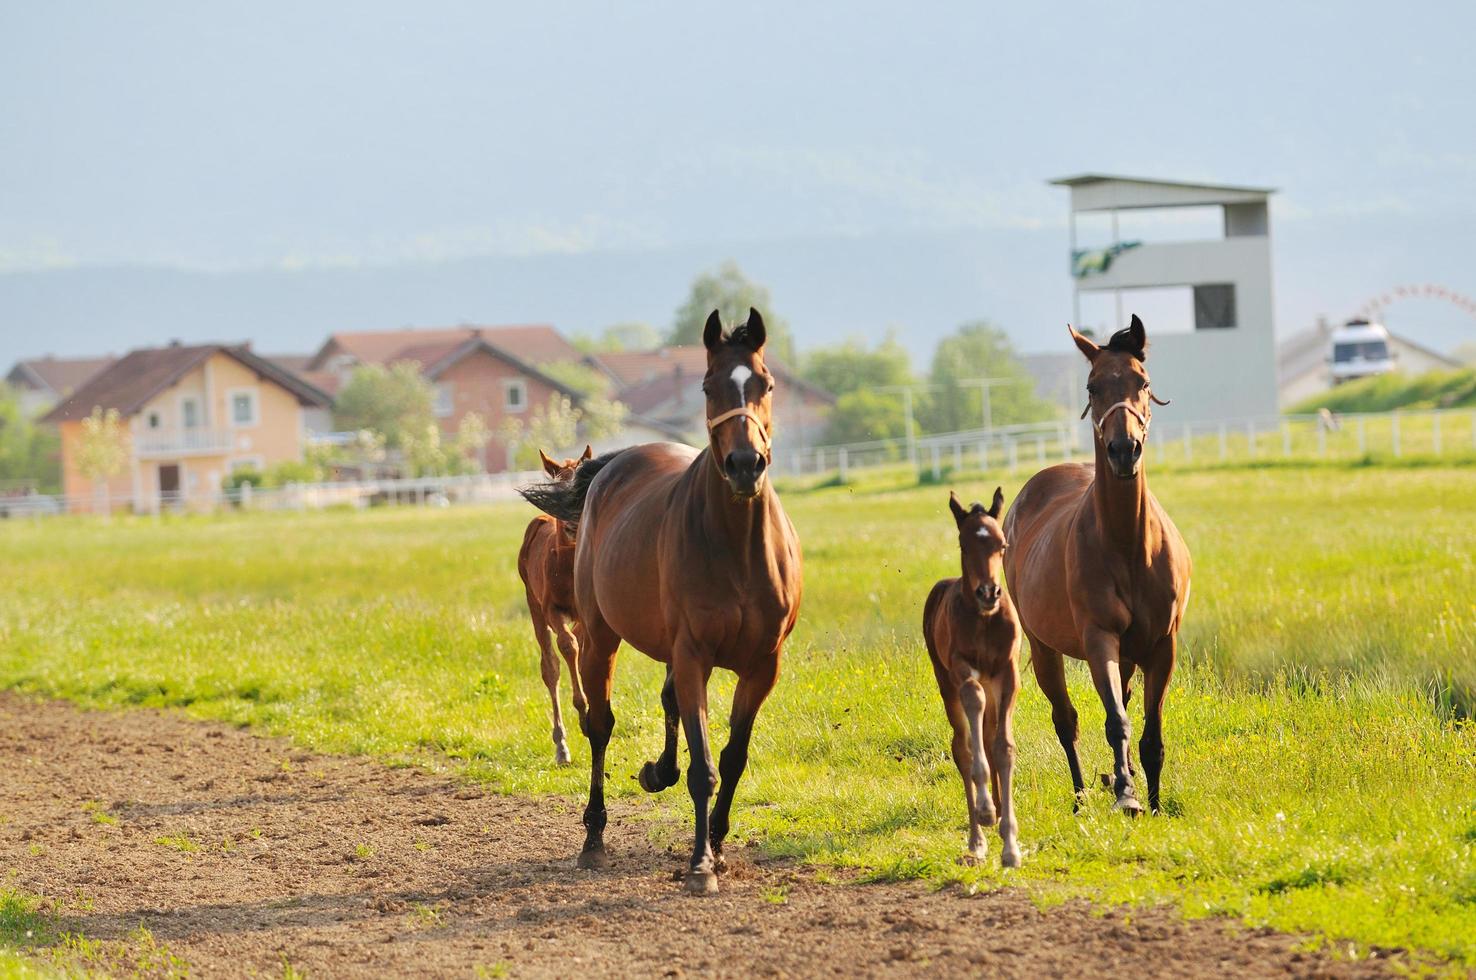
0,384 -> 61,492
917,321 -> 1057,434
75,406 -> 129,514
535,361 -> 628,440
332,362 -> 435,449
802,332 -> 914,398
669,260 -> 795,363
823,389 -> 913,444
498,393 -> 585,470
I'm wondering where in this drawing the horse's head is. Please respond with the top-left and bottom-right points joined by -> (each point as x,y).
1069,315 -> 1168,480
949,488 -> 1008,614
539,445 -> 593,539
702,307 -> 774,499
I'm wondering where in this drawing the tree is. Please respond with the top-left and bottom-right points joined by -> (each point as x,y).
823,389 -> 913,444
498,394 -> 584,470
75,407 -> 129,514
0,384 -> 61,492
670,260 -> 795,363
802,332 -> 914,398
534,361 -> 628,440
917,321 -> 1058,434
332,362 -> 435,449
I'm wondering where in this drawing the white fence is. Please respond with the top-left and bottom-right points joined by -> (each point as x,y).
776,408 -> 1476,482
0,471 -> 545,520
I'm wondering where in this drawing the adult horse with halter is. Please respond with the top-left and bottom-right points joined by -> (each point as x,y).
517,445 -> 593,765
519,308 -> 802,894
1003,315 -> 1191,815
923,488 -> 1022,867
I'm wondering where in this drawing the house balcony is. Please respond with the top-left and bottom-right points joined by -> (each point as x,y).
134,428 -> 236,458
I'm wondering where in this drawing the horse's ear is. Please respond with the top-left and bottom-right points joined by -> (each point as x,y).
1068,324 -> 1099,362
988,486 -> 1004,519
948,491 -> 968,527
703,310 -> 724,351
539,450 -> 560,477
743,308 -> 767,351
580,444 -> 593,462
1128,314 -> 1148,360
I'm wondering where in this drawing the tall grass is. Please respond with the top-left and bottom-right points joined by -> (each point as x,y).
0,464 -> 1473,963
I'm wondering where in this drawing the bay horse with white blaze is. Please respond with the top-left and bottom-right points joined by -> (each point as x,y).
1003,316 -> 1192,815
517,445 -> 593,764
519,308 -> 802,895
923,488 -> 1022,867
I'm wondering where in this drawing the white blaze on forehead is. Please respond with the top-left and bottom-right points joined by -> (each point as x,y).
730,365 -> 753,401
975,528 -> 991,539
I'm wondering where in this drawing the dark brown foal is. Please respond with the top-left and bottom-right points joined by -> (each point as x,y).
1004,316 -> 1192,815
517,445 -> 593,764
519,309 -> 802,895
923,488 -> 1022,867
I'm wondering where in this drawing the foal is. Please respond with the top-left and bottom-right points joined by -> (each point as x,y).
517,445 -> 593,764
923,489 -> 1022,867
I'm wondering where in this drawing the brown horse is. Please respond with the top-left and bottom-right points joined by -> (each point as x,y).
519,308 -> 802,895
923,488 -> 1022,867
1003,316 -> 1192,815
517,445 -> 593,764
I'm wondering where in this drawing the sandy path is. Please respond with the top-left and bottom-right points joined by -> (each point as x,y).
0,693 -> 1401,978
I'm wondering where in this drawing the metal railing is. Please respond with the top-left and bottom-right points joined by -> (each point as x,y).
133,428 -> 237,457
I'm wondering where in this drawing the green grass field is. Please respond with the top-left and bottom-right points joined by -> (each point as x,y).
1,462 -> 1474,966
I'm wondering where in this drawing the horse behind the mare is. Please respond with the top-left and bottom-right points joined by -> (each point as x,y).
923,488 -> 1022,867
517,445 -> 593,764
520,308 -> 802,895
1004,316 -> 1192,815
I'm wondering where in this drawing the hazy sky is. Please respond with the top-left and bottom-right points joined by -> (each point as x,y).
2,1 -> 1474,359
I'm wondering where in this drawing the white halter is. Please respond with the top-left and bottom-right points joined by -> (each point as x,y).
1088,400 -> 1151,442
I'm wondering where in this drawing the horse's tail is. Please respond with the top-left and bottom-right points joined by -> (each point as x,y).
517,449 -> 624,526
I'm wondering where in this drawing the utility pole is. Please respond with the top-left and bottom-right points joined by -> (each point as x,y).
959,377 -> 1021,432
880,383 -> 934,468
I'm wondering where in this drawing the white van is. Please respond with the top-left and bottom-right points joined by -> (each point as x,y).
1328,318 -> 1396,384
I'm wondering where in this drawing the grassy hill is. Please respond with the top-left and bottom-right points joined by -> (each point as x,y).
1291,368 -> 1476,414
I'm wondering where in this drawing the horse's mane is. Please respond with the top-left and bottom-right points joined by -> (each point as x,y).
726,322 -> 761,350
518,449 -> 625,525
1104,326 -> 1147,360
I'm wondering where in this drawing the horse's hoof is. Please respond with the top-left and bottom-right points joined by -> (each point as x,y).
683,869 -> 719,895
554,745 -> 572,766
955,852 -> 984,867
1114,794 -> 1144,816
577,847 -> 608,870
637,762 -> 666,793
1000,846 -> 1023,869
712,851 -> 728,874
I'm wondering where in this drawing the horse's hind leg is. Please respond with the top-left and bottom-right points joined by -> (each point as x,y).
576,614 -> 621,869
707,657 -> 779,873
528,595 -> 570,765
639,664 -> 682,793
1027,633 -> 1086,806
552,614 -> 587,722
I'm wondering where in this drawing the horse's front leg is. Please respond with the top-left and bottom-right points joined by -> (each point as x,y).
708,655 -> 779,872
1083,626 -> 1142,815
673,645 -> 718,894
987,661 -> 1021,867
1139,634 -> 1177,814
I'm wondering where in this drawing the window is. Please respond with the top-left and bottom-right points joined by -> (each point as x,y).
180,396 -> 201,429
147,412 -> 161,430
504,378 -> 527,413
1193,284 -> 1237,330
228,388 -> 259,427
433,383 -> 454,418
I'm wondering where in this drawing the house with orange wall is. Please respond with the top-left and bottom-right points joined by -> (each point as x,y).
42,343 -> 333,513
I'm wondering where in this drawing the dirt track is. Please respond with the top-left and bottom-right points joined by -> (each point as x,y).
0,693 -> 1404,978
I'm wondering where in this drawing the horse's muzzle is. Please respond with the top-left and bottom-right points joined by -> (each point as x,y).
975,582 -> 1002,613
1107,437 -> 1142,479
724,449 -> 767,498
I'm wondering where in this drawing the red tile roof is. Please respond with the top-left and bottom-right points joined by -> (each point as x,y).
6,355 -> 117,396
42,344 -> 332,424
311,324 -> 581,371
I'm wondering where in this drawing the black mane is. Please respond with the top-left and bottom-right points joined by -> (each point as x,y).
1105,326 -> 1146,360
